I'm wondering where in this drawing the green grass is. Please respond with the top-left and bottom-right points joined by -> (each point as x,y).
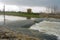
0,12 -> 60,18
0,12 -> 40,18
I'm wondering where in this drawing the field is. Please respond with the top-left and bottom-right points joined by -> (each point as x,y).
0,12 -> 40,18
0,11 -> 60,18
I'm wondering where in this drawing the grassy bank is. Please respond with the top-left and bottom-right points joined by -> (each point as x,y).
0,12 -> 60,18
0,12 -> 40,18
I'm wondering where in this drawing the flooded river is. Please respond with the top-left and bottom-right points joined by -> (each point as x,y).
0,15 -> 60,40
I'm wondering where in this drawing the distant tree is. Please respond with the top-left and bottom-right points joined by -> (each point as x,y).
51,5 -> 58,14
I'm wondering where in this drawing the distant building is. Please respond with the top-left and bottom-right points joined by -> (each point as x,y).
27,8 -> 32,19
27,8 -> 32,13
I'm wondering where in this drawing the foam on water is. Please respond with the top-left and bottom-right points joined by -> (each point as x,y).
30,20 -> 60,40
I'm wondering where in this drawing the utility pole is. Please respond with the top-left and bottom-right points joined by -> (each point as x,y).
3,4 -> 5,25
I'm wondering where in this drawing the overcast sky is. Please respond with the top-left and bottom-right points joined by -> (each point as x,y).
0,0 -> 60,12
1,0 -> 60,7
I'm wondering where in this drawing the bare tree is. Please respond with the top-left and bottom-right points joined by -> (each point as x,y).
51,5 -> 58,14
48,4 -> 58,14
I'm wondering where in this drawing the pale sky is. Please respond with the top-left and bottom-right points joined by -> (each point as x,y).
0,2 -> 50,13
0,0 -> 60,13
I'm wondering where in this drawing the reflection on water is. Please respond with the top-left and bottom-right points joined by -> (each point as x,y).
0,15 -> 26,21
0,15 -> 27,25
